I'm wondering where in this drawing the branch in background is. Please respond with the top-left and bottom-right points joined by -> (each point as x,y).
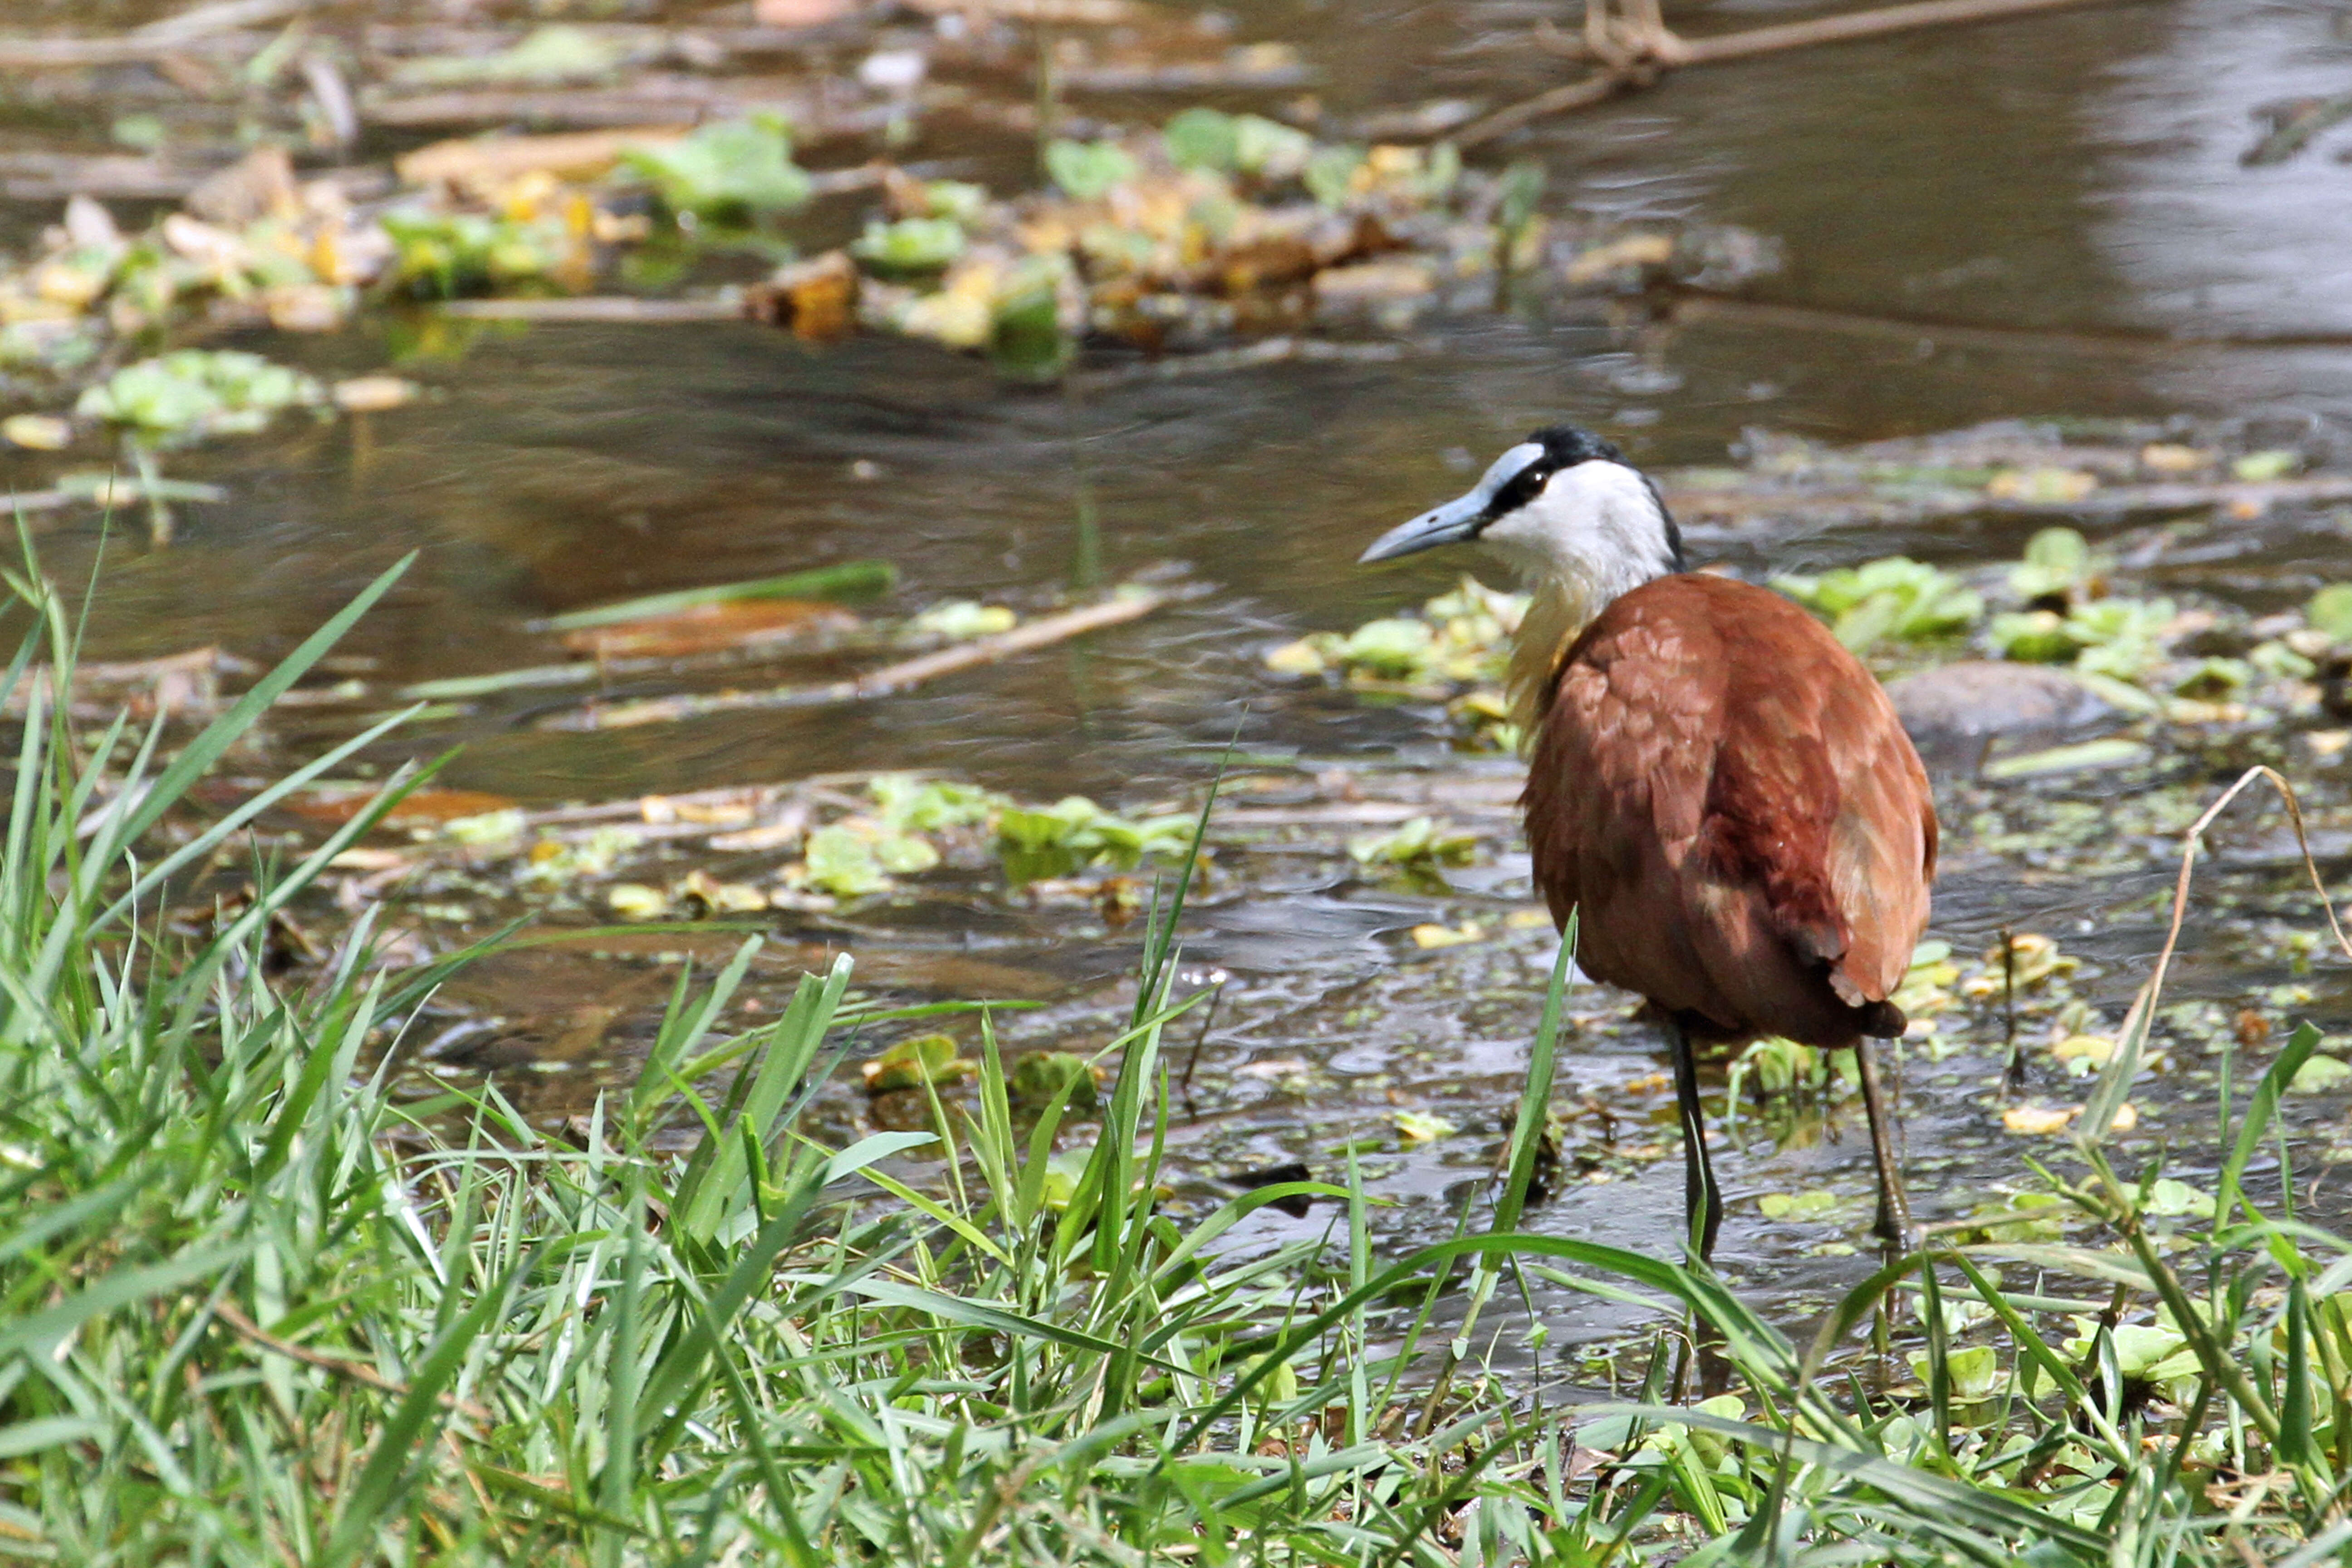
548,586 -> 1181,730
436,296 -> 745,323
1457,0 -> 2152,147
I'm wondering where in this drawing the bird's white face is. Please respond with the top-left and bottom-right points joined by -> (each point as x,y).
1360,438 -> 1681,611
1478,455 -> 1682,603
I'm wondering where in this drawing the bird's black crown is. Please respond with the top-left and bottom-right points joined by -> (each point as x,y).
1474,424 -> 1685,571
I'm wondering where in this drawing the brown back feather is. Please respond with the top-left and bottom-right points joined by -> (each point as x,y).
1521,574 -> 1935,1048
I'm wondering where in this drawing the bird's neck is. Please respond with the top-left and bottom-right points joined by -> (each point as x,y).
1506,577 -> 1601,737
1506,554 -> 1683,736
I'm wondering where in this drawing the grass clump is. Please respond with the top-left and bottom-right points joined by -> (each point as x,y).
14,561 -> 2352,1565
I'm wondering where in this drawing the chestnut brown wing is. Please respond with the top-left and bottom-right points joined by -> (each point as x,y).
1523,575 -> 1935,1046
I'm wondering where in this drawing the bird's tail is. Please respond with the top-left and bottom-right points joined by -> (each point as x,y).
1853,1000 -> 1907,1039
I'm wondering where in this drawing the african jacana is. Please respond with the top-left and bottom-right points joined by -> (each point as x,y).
1361,426 -> 1937,1259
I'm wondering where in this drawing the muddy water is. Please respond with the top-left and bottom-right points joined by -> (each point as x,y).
19,0 -> 2352,1352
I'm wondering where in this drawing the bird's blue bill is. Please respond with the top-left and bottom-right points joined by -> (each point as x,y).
1359,440 -> 1541,563
1358,490 -> 1487,563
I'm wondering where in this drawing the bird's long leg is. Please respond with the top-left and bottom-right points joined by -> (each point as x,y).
1669,1023 -> 1723,1261
1854,1041 -> 1916,1250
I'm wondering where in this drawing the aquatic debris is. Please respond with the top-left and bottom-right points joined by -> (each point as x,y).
1946,1191 -> 2068,1244
75,350 -> 324,445
903,599 -> 1017,641
288,787 -> 520,831
1408,921 -> 1483,949
872,774 -> 1001,834
532,562 -> 894,633
850,216 -> 966,274
1959,933 -> 2074,999
330,375 -> 420,413
560,600 -> 861,661
2002,1101 -> 2137,1136
1347,815 -> 1477,869
606,882 -> 669,920
2144,1178 -> 2216,1219
1984,466 -> 2097,505
1459,0 -> 2175,147
605,868 -> 769,918
2234,448 -> 2299,481
550,583 -> 1178,729
1,414 -> 70,450
398,127 -> 688,195
2308,583 -> 2352,643
381,206 -> 583,299
1394,1109 -> 1458,1142
740,249 -> 860,339
1726,1035 -> 1843,1102
2049,1034 -> 2114,1069
1979,737 -> 2152,781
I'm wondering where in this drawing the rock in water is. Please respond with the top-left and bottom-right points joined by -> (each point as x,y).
1886,661 -> 2115,771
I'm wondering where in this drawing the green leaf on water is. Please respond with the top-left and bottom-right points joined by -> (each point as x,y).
390,24 -> 622,87
1303,144 -> 1365,208
1044,139 -> 1137,201
2008,526 -> 2103,603
1980,737 -> 2151,781
76,350 -> 324,446
2233,449 -> 2299,482
2309,583 -> 2352,642
872,774 -> 1004,834
1163,108 -> 1240,172
1757,1189 -> 1840,1220
1771,557 -> 1980,650
1907,1343 -> 2000,1400
1008,1052 -> 1099,1113
2145,1177 -> 2216,1218
850,216 -> 966,274
2289,1053 -> 2352,1093
804,825 -> 888,897
1394,1110 -> 1458,1143
1347,815 -> 1476,868
1233,114 -> 1313,178
621,115 -> 812,219
863,1033 -> 968,1093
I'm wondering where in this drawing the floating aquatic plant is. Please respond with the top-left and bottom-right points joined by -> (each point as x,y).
74,349 -> 324,445
1771,556 -> 1983,651
620,115 -> 813,220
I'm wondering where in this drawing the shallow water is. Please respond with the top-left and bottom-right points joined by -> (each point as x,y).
15,0 -> 2352,1354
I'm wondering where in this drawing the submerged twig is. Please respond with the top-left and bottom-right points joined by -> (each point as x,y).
546,586 -> 1184,730
2244,92 -> 2352,168
1459,0 -> 2156,146
435,296 -> 744,323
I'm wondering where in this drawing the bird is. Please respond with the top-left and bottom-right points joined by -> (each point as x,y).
1359,425 -> 1937,1259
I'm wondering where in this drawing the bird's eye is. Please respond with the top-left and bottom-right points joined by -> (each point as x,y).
1489,462 -> 1553,519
